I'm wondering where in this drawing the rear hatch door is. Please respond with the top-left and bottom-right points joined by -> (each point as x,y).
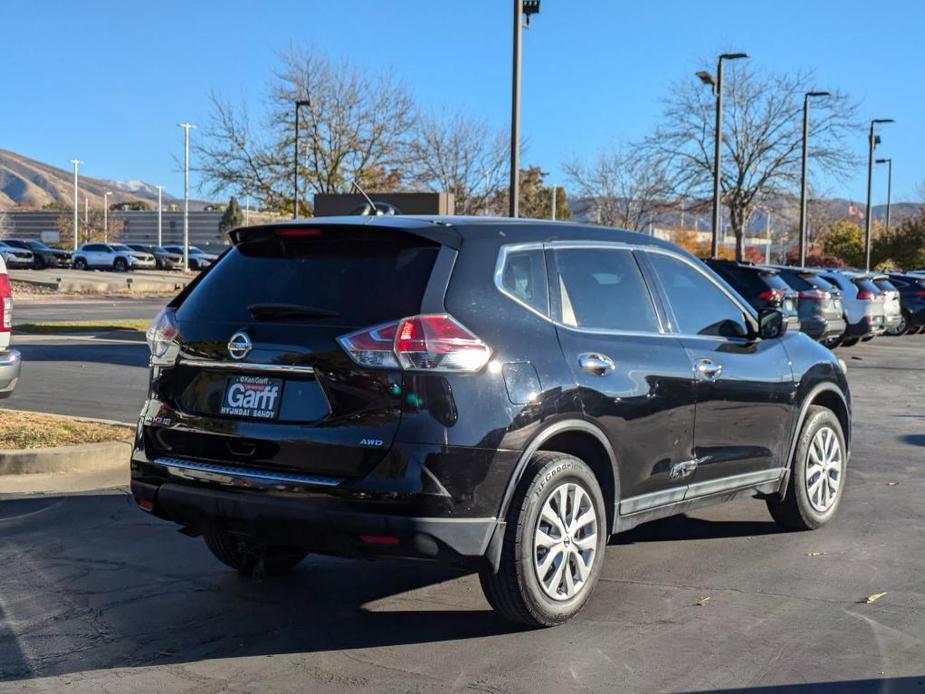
153,225 -> 445,479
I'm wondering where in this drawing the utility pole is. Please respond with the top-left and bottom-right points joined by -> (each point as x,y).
509,1 -> 540,218
865,119 -> 894,271
550,184 -> 557,221
156,185 -> 163,246
69,160 -> 82,251
179,123 -> 196,271
84,197 -> 89,224
245,195 -> 250,226
294,100 -> 310,219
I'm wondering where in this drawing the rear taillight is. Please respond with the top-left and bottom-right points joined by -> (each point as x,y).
798,289 -> 830,300
757,289 -> 785,302
0,274 -> 10,332
857,290 -> 875,300
916,290 -> 925,298
146,308 -> 179,360
339,314 -> 491,373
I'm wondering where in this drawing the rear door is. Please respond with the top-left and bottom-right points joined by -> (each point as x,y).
643,251 -> 796,491
151,227 -> 444,479
549,245 -> 696,507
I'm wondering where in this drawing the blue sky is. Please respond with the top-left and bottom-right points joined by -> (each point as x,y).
2,0 -> 921,204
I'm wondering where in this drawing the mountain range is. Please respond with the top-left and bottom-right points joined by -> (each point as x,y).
0,149 -> 211,211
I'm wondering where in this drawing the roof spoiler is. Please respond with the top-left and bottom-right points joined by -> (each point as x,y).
228,220 -> 462,250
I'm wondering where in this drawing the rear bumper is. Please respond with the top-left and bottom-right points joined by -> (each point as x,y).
131,478 -> 500,570
845,316 -> 881,338
883,314 -> 903,332
800,316 -> 845,341
0,350 -> 21,398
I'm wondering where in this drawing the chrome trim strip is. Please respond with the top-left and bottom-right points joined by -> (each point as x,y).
178,358 -> 315,374
685,468 -> 787,499
619,487 -> 688,515
152,456 -> 342,487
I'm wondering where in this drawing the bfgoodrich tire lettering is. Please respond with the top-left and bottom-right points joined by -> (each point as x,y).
480,451 -> 607,627
767,405 -> 846,531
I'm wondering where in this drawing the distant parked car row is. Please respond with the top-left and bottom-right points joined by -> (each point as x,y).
706,258 -> 925,347
0,238 -> 219,273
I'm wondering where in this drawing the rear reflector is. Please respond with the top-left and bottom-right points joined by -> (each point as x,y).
339,314 -> 491,373
137,498 -> 154,512
359,535 -> 400,546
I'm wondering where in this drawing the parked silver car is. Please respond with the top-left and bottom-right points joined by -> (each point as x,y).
0,240 -> 35,269
872,275 -> 903,336
111,243 -> 156,269
819,270 -> 886,347
162,245 -> 219,271
71,243 -> 136,272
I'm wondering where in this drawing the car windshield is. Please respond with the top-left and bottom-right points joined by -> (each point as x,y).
189,247 -> 203,254
27,241 -> 52,251
4,240 -> 29,249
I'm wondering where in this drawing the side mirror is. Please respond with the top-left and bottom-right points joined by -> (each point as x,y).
758,308 -> 786,339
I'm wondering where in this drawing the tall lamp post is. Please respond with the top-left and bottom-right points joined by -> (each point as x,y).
293,99 -> 310,219
179,123 -> 196,272
510,0 -> 540,218
103,191 -> 113,242
696,52 -> 749,258
875,158 -> 893,236
865,119 -> 894,271
69,159 -> 83,251
797,91 -> 831,267
156,185 -> 163,246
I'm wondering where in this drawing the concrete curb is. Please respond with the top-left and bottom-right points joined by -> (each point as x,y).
0,440 -> 131,476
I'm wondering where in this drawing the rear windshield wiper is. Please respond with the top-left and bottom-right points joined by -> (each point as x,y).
248,303 -> 340,320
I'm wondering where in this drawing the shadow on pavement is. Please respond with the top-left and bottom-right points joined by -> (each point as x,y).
690,677 -> 925,693
14,341 -> 148,368
900,434 -> 925,447
611,513 -> 782,545
0,492 -> 525,683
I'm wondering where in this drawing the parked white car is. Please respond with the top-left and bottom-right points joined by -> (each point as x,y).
71,243 -> 137,272
162,245 -> 219,271
111,243 -> 156,269
0,254 -> 21,398
0,240 -> 35,269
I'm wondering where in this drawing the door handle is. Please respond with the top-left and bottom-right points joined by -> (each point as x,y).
578,353 -> 616,376
695,358 -> 723,379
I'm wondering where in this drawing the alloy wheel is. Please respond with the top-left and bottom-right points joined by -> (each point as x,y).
805,426 -> 843,513
533,482 -> 598,601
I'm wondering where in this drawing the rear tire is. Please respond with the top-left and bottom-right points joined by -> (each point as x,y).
479,451 -> 607,627
204,531 -> 308,577
767,406 -> 846,531
840,337 -> 859,347
72,257 -> 87,271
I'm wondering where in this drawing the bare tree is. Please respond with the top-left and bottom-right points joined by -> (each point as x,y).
196,47 -> 416,215
407,109 -> 508,215
644,62 -> 860,260
564,145 -> 674,231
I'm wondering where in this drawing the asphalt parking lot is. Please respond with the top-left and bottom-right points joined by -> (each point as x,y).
1,332 -> 923,692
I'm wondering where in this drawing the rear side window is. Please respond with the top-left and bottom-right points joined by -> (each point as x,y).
648,253 -> 749,338
176,231 -> 439,326
710,266 -> 766,297
499,248 -> 549,317
854,278 -> 880,295
554,249 -> 659,332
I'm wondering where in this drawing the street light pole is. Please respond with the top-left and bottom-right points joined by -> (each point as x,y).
294,100 -> 310,219
550,184 -> 557,221
103,191 -> 112,242
69,159 -> 82,251
865,119 -> 894,271
156,185 -> 163,246
798,91 -> 831,268
876,158 -> 893,236
179,123 -> 196,272
509,1 -> 540,218
697,52 -> 748,258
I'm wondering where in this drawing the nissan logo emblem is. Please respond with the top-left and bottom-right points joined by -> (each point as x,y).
227,332 -> 252,361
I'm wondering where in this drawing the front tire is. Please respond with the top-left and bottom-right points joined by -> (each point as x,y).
204,531 -> 308,577
767,406 -> 846,531
73,257 -> 88,271
480,451 -> 607,627
113,257 -> 128,272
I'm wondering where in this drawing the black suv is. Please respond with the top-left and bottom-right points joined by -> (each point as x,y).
4,239 -> 71,269
132,218 -> 851,627
704,259 -> 801,332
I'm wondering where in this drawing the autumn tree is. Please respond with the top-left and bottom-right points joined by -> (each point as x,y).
487,167 -> 570,220
55,208 -> 124,246
644,61 -> 860,260
407,109 -> 509,215
219,196 -> 245,233
196,47 -> 416,215
873,211 -> 925,270
820,219 -> 864,267
564,145 -> 672,231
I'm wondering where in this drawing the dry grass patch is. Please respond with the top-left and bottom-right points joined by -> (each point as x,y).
16,319 -> 150,334
0,410 -> 132,449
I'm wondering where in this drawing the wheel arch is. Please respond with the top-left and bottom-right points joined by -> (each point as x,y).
779,382 -> 851,499
498,419 -> 620,534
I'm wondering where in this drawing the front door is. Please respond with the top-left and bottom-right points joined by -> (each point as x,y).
643,252 -> 797,491
550,246 -> 696,511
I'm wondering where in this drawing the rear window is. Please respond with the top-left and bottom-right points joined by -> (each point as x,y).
874,279 -> 897,292
761,274 -> 792,292
854,278 -> 881,295
804,275 -> 835,292
710,266 -> 767,296
776,270 -> 814,291
176,231 -> 439,326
